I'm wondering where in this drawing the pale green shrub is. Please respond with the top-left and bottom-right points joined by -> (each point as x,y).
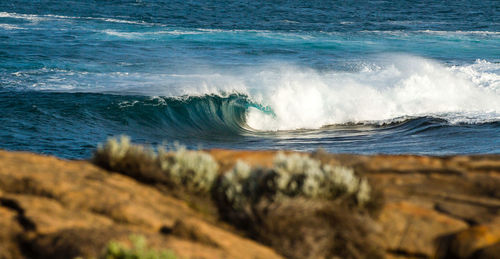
274,152 -> 371,205
217,152 -> 372,210
94,136 -> 219,193
158,145 -> 219,193
217,161 -> 254,211
102,235 -> 177,259
98,135 -> 131,166
215,153 -> 379,259
94,137 -> 370,205
356,178 -> 371,206
94,135 -> 156,170
273,152 -> 323,196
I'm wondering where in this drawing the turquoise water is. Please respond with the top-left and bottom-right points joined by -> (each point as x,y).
0,1 -> 499,158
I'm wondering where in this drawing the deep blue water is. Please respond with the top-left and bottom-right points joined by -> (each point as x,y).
0,0 -> 499,158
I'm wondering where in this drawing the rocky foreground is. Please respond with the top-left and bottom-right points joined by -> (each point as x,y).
0,149 -> 499,259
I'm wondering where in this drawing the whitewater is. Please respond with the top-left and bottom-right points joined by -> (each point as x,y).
0,1 -> 499,158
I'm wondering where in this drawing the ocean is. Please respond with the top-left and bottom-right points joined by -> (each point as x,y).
0,0 -> 499,158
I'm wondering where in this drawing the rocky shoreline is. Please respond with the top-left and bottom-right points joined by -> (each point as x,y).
0,149 -> 499,258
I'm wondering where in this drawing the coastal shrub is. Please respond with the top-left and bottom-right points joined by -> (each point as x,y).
93,135 -> 158,182
273,152 -> 371,205
102,235 -> 177,259
93,136 -> 218,193
216,160 -> 254,211
216,152 -> 372,214
157,144 -> 219,193
214,153 -> 381,259
254,198 -> 384,259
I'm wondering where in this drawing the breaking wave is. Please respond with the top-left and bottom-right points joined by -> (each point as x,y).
109,55 -> 500,132
9,55 -> 500,133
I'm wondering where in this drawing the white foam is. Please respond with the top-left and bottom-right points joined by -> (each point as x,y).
450,59 -> 500,91
244,55 -> 500,130
96,17 -> 150,25
0,12 -> 47,23
359,30 -> 500,36
417,30 -> 500,36
102,29 -> 205,38
103,29 -> 138,38
0,11 -> 152,25
0,23 -> 22,30
100,27 -> 288,39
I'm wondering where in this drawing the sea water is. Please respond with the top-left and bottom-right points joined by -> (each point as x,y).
0,0 -> 499,158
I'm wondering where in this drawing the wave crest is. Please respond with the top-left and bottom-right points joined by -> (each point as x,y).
245,56 -> 500,130
14,55 -> 500,131
115,94 -> 257,135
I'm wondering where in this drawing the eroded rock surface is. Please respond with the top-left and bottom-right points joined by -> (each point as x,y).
0,150 -> 281,259
0,149 -> 499,258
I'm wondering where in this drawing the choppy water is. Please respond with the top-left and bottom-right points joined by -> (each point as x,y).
1,1 -> 499,158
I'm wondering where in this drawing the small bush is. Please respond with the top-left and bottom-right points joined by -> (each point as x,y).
93,136 -> 157,175
214,153 -> 381,259
216,160 -> 254,211
273,152 -> 371,205
216,152 -> 372,213
254,198 -> 384,259
93,136 -> 219,193
158,144 -> 219,193
102,235 -> 177,259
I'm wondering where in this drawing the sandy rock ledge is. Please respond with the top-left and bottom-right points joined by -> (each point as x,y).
0,149 -> 499,258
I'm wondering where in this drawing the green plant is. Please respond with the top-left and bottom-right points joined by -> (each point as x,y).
214,153 -> 381,259
217,160 -> 259,212
102,235 -> 177,259
274,152 -> 371,204
94,136 -> 156,168
158,144 -> 219,193
93,139 -> 383,259
93,136 -> 219,193
217,152 -> 372,211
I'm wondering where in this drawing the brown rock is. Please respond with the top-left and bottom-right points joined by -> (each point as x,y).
0,150 -> 282,259
27,227 -> 132,259
434,201 -> 498,224
209,149 -> 280,169
437,221 -> 500,259
170,219 -> 219,247
2,194 -> 114,234
378,201 -> 468,257
0,207 -> 24,259
2,149 -> 500,258
172,217 -> 280,259
473,242 -> 500,259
